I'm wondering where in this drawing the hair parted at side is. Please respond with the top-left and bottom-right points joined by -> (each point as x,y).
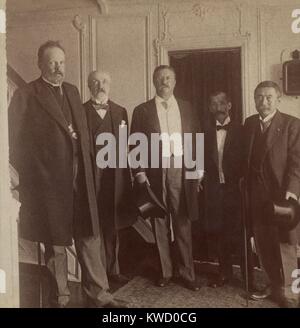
153,65 -> 176,81
209,91 -> 231,103
254,80 -> 281,96
38,40 -> 65,64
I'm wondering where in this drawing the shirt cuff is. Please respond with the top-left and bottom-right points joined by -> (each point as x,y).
285,191 -> 298,201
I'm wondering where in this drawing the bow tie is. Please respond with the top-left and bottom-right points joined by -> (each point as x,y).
91,101 -> 109,110
216,124 -> 230,131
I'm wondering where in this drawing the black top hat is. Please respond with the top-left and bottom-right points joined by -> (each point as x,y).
263,198 -> 300,230
134,182 -> 167,220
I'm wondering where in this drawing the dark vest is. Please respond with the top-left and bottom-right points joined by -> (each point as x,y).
250,124 -> 268,172
91,107 -> 115,221
249,123 -> 274,198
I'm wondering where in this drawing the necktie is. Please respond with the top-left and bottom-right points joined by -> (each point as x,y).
91,101 -> 109,111
216,124 -> 229,131
52,86 -> 63,107
260,120 -> 271,133
161,101 -> 168,110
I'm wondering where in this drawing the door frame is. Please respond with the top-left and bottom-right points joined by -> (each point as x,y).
0,17 -> 20,307
155,34 -> 252,121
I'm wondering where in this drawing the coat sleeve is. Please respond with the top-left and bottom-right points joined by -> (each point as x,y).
286,118 -> 300,197
129,105 -> 146,175
8,87 -> 28,171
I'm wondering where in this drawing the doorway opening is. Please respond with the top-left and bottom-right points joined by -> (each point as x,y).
169,47 -> 242,128
169,47 -> 243,262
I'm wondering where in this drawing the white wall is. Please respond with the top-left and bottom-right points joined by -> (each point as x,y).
6,0 -> 300,120
0,0 -> 19,308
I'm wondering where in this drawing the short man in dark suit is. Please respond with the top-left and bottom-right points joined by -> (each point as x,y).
204,91 -> 244,288
130,65 -> 202,290
83,70 -> 135,283
244,81 -> 300,307
8,41 -> 127,308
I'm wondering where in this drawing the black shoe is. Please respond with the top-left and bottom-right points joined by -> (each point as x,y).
108,274 -> 130,284
208,275 -> 229,288
49,296 -> 70,308
249,287 -> 272,301
156,277 -> 171,287
103,298 -> 129,308
180,279 -> 201,291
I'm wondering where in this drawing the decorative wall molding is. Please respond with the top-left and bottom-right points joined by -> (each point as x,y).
145,12 -> 153,100
72,14 -> 86,34
93,9 -> 153,101
192,3 -> 210,21
280,48 -> 297,64
158,3 -> 173,43
72,15 -> 87,101
88,16 -> 97,73
95,0 -> 108,15
257,8 -> 265,82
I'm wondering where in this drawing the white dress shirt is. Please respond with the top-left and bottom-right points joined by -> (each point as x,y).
91,95 -> 109,119
259,109 -> 277,132
216,116 -> 231,184
42,76 -> 63,95
155,95 -> 183,157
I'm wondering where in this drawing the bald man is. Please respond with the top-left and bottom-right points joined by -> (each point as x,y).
83,71 -> 135,284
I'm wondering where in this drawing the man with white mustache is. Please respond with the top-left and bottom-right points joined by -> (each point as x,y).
84,71 -> 135,286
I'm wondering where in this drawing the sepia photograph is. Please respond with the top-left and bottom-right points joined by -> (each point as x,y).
0,0 -> 300,314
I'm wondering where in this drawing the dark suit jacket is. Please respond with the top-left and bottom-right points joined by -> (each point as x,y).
9,77 -> 99,245
130,97 -> 200,221
204,120 -> 243,233
244,111 -> 300,201
84,99 -> 136,229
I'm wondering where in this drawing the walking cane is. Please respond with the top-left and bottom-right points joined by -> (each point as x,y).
240,178 -> 249,307
37,242 -> 43,308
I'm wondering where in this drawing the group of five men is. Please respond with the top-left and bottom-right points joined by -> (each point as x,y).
8,40 -> 300,308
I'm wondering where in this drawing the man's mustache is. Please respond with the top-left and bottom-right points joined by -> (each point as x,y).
54,70 -> 63,76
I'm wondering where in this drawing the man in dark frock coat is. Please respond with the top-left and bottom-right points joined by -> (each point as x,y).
83,70 -> 135,284
8,41 -> 127,308
244,81 -> 300,308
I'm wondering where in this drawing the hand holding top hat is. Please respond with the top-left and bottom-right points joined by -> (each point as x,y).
263,197 -> 300,230
134,173 -> 167,220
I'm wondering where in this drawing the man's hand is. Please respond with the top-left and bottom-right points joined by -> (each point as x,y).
197,170 -> 205,192
135,172 -> 150,185
285,191 -> 298,202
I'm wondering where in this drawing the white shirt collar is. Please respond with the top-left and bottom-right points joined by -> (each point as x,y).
155,94 -> 176,107
91,95 -> 109,105
42,76 -> 62,87
216,116 -> 231,126
259,109 -> 277,123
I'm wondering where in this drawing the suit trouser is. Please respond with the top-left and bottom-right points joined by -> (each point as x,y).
209,184 -> 238,278
44,244 -> 70,305
250,175 -> 299,301
98,168 -> 120,276
151,161 -> 195,282
44,234 -> 114,307
101,220 -> 120,276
